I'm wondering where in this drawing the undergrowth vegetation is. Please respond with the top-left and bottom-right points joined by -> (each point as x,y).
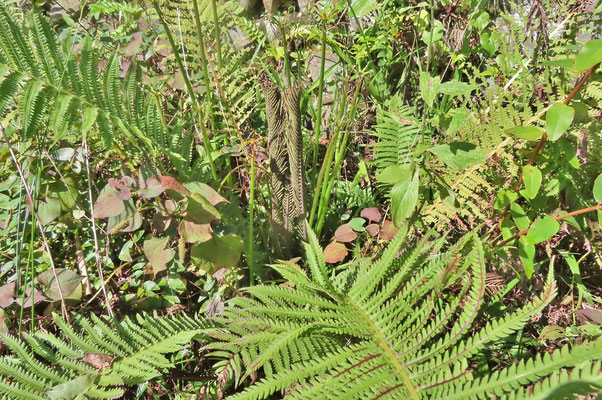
0,0 -> 601,398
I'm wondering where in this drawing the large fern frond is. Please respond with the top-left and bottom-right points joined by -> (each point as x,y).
0,313 -> 209,399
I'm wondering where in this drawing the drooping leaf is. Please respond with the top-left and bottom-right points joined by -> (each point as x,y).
524,217 -> 559,245
518,237 -> 535,279
510,203 -> 530,231
574,39 -> 602,71
391,170 -> 419,226
523,165 -> 542,199
546,103 -> 574,141
429,142 -> 485,169
333,224 -> 357,242
323,241 -> 348,263
143,237 -> 174,275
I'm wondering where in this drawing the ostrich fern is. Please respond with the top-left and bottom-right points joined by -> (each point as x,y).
207,227 -> 601,399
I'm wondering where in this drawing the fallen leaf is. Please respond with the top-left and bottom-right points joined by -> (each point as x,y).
380,220 -> 399,240
0,282 -> 15,307
80,353 -> 116,370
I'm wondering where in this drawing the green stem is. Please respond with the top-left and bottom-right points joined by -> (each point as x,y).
210,0 -> 223,70
152,0 -> 218,182
312,21 -> 327,172
248,149 -> 256,285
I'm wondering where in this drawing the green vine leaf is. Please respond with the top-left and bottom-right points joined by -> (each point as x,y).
593,173 -> 602,203
518,237 -> 535,279
524,217 -> 559,245
523,165 -> 542,199
391,170 -> 419,226
574,39 -> 602,71
546,103 -> 574,141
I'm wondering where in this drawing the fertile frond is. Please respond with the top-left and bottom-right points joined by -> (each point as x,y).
211,229 -> 600,399
0,313 -> 210,399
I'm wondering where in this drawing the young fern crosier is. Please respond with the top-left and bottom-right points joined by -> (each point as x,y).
0,313 -> 210,399
207,227 -> 602,399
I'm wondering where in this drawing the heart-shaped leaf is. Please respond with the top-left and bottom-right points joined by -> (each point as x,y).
323,241 -> 348,264
93,185 -> 124,218
523,165 -> 542,199
179,220 -> 212,243
190,234 -> 243,274
546,103 -> 574,141
360,207 -> 381,223
366,223 -> 380,236
143,237 -> 174,275
37,268 -> 82,302
524,217 -> 559,245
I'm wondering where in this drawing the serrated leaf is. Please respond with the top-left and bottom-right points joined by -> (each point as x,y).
546,103 -> 574,141
523,165 -> 542,199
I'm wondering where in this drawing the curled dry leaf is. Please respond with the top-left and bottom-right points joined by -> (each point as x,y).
323,241 -> 348,263
333,224 -> 357,242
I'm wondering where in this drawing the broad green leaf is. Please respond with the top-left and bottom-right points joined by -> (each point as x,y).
184,193 -> 220,224
523,165 -> 542,199
574,39 -> 602,71
518,237 -> 535,279
495,190 -> 518,209
391,170 -> 419,226
419,72 -> 440,108
47,374 -> 95,400
178,220 -> 212,243
349,0 -> 376,16
593,173 -> 602,203
185,182 -> 227,206
510,203 -> 530,230
38,197 -> 62,225
439,81 -> 478,97
190,234 -> 243,274
512,126 -> 543,140
546,103 -> 574,141
348,218 -> 366,232
524,217 -> 559,245
37,268 -> 82,302
448,108 -> 469,134
143,237 -> 174,275
429,142 -> 486,169
376,164 -> 412,185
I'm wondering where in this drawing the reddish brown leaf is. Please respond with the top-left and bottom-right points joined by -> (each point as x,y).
178,220 -> 212,243
81,353 -> 116,370
323,241 -> 348,263
333,224 -> 357,243
380,220 -> 399,240
366,223 -> 380,237
93,185 -> 125,219
360,207 -> 382,223
0,282 -> 15,307
143,237 -> 175,276
158,176 -> 190,197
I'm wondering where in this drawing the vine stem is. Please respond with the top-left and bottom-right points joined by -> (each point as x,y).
495,203 -> 602,248
493,63 -> 600,239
